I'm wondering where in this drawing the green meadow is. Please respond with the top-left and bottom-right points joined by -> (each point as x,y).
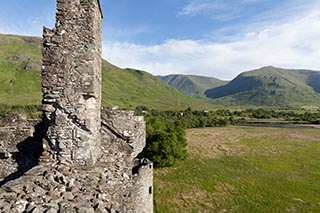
154,126 -> 320,212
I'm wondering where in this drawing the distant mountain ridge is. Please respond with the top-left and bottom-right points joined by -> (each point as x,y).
205,66 -> 320,107
158,74 -> 227,97
0,33 -> 210,110
1,34 -> 320,108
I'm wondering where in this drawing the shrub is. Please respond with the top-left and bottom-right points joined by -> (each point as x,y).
139,115 -> 188,167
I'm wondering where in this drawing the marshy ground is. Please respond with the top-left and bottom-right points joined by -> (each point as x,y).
154,126 -> 320,212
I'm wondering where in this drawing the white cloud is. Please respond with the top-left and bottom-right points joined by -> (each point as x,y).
177,0 -> 319,24
178,1 -> 224,17
177,0 -> 267,20
103,10 -> 320,80
104,25 -> 153,40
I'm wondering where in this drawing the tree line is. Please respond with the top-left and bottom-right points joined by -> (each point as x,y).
137,106 -> 320,167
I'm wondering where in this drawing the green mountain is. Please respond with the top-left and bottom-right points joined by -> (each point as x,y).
205,66 -> 320,107
101,62 -> 211,109
0,34 -> 211,110
158,74 -> 227,97
2,34 -> 320,109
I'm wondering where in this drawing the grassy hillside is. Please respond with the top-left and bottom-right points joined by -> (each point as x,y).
0,34 -> 42,105
0,34 -> 211,110
205,66 -> 320,107
158,74 -> 227,97
101,61 -> 212,109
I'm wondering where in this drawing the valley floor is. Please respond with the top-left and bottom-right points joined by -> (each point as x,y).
154,126 -> 320,212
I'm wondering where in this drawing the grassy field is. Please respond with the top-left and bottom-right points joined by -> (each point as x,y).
154,126 -> 320,212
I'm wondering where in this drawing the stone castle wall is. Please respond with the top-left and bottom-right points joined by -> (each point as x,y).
0,112 -> 153,212
0,114 -> 41,179
0,0 -> 153,212
42,0 -> 102,165
132,159 -> 154,213
97,108 -> 153,212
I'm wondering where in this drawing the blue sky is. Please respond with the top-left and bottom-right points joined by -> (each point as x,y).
0,0 -> 319,79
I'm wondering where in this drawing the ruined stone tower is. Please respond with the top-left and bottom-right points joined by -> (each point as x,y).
0,0 -> 153,212
42,0 -> 103,165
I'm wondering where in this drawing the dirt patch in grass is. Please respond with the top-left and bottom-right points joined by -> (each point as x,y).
176,186 -> 215,212
186,126 -> 320,159
186,127 -> 250,159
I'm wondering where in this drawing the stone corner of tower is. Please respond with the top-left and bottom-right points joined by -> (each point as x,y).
97,0 -> 103,19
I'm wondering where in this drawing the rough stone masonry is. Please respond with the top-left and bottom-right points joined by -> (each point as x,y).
0,0 -> 153,212
42,0 -> 103,166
